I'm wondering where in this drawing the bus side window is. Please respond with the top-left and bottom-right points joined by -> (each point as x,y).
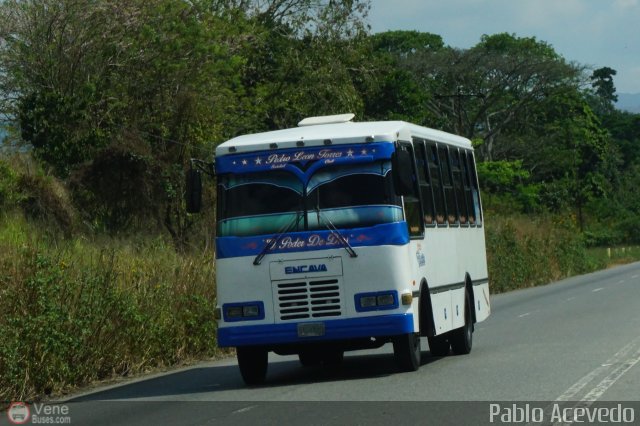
466,151 -> 482,226
415,140 -> 435,226
398,143 -> 424,237
462,150 -> 475,225
439,146 -> 458,225
427,143 -> 446,225
452,148 -> 468,225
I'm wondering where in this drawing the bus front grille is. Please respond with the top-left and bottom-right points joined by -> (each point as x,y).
275,279 -> 342,321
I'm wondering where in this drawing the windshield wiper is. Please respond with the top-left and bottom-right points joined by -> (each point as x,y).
253,214 -> 300,265
315,207 -> 357,258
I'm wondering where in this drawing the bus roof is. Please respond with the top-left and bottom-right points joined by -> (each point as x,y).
215,119 -> 472,157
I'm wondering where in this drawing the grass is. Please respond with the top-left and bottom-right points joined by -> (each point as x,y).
587,245 -> 640,267
485,214 -> 608,293
0,213 -> 228,401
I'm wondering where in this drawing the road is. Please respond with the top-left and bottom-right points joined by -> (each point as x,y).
27,263 -> 640,424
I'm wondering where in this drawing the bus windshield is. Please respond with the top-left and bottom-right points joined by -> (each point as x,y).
217,161 -> 402,237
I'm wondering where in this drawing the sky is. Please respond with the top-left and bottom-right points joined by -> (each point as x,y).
367,0 -> 640,94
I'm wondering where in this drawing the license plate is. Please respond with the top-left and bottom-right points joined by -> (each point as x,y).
297,322 -> 325,337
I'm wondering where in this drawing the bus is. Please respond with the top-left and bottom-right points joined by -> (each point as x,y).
187,113 -> 490,384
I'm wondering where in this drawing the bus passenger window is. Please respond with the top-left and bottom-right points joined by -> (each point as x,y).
415,140 -> 435,226
427,143 -> 446,225
439,146 -> 458,225
462,151 -> 475,225
452,149 -> 468,225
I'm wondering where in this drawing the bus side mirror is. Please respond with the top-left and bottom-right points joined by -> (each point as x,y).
185,168 -> 202,213
392,148 -> 414,196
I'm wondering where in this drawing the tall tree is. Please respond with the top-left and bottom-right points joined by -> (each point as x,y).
395,33 -> 583,161
359,31 -> 444,126
589,66 -> 618,116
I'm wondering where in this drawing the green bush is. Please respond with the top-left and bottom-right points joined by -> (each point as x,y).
485,215 -> 603,293
0,159 -> 19,208
0,216 -> 223,401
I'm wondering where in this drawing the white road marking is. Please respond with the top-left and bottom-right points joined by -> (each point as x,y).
543,337 -> 640,425
617,280 -> 625,284
566,297 -> 576,301
631,274 -> 638,279
581,347 -> 640,402
555,338 -> 639,401
592,287 -> 604,292
233,405 -> 257,414
518,312 -> 531,318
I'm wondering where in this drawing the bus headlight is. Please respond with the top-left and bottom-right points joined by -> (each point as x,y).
242,305 -> 260,317
223,302 -> 265,322
360,296 -> 377,308
355,291 -> 398,312
377,293 -> 396,306
226,306 -> 243,318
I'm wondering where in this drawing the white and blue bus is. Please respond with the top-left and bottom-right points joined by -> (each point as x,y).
191,114 -> 490,384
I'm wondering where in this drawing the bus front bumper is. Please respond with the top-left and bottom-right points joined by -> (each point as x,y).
217,313 -> 414,348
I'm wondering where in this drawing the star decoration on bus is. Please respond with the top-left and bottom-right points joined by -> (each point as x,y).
215,142 -> 394,175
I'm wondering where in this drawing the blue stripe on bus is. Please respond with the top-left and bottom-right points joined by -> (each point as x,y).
217,313 -> 414,347
216,221 -> 409,259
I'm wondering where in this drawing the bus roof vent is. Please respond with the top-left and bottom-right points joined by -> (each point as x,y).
298,113 -> 355,127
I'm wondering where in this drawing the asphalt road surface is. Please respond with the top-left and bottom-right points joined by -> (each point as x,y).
24,262 -> 640,425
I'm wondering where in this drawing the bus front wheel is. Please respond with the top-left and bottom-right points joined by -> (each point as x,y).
237,346 -> 268,385
393,332 -> 421,372
427,334 -> 450,356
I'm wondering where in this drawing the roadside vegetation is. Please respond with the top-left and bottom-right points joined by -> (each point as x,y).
1,0 -> 639,401
0,211 -> 223,401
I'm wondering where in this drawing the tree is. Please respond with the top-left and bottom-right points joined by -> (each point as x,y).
230,0 -> 372,131
360,31 -> 444,126
465,34 -> 581,161
0,0 -> 249,244
0,0 -> 374,247
589,66 -> 618,116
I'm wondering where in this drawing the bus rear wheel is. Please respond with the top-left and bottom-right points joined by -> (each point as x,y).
393,332 -> 421,372
450,291 -> 473,355
237,346 -> 268,385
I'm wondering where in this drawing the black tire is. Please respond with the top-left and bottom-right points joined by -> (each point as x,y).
322,349 -> 344,366
237,346 -> 268,385
450,291 -> 473,355
427,334 -> 450,356
299,351 -> 322,367
393,333 -> 421,372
